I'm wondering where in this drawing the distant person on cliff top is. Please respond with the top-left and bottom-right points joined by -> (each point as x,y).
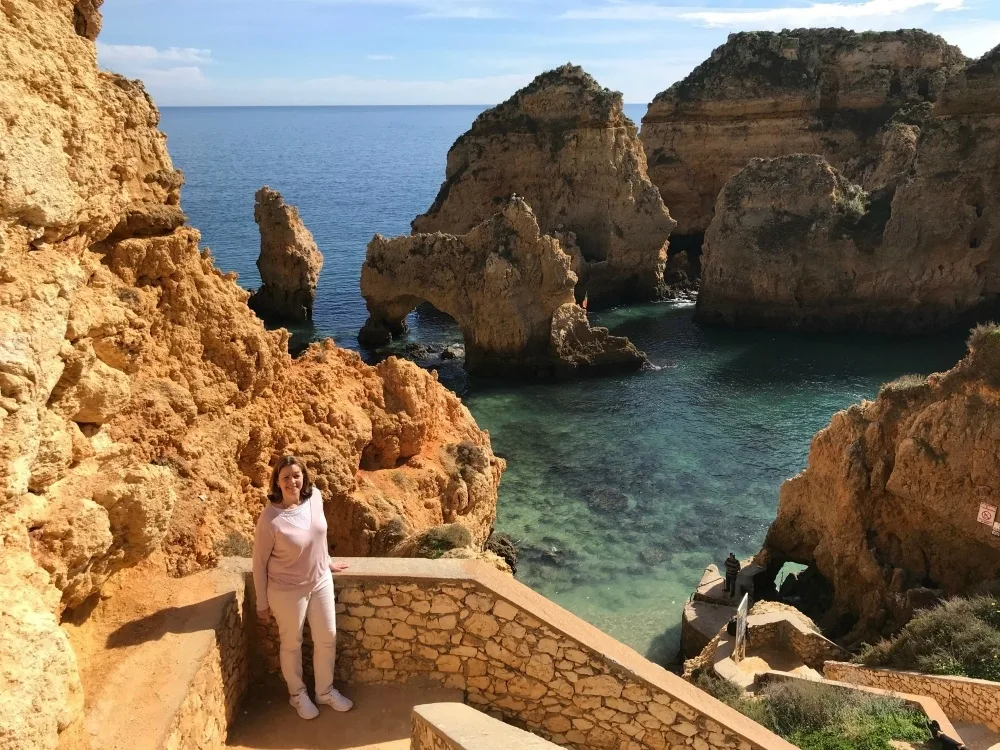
724,553 -> 741,597
253,455 -> 354,720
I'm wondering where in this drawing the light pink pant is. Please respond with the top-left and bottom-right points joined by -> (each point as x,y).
267,574 -> 337,696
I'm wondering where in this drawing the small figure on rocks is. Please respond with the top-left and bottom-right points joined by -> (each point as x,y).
724,552 -> 741,598
248,187 -> 323,323
252,456 -> 354,719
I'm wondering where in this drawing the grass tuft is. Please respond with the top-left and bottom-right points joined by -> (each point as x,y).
877,373 -> 927,397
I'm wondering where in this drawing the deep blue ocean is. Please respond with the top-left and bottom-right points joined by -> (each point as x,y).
159,105 -> 966,661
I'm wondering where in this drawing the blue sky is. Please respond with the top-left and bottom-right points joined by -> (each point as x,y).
97,0 -> 1000,105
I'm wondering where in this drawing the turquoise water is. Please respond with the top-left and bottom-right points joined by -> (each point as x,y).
158,106 -> 967,661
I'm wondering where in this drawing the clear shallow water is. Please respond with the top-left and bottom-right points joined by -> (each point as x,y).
159,106 -> 967,661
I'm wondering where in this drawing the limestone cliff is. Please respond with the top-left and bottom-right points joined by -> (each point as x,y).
695,41 -> 1000,332
360,199 -> 647,377
0,2 -> 503,747
412,65 -> 676,307
642,29 -> 967,237
759,325 -> 1000,645
247,187 -> 324,323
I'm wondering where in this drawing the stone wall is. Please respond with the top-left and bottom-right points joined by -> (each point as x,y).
747,613 -> 848,670
254,558 -> 795,750
825,662 -> 1000,732
161,560 -> 251,749
412,702 -> 561,749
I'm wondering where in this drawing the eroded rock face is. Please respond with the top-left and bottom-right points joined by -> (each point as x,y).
760,327 -> 1000,644
360,199 -> 647,377
247,187 -> 323,323
0,2 -> 503,745
695,43 -> 1000,332
642,29 -> 967,236
412,65 -> 676,307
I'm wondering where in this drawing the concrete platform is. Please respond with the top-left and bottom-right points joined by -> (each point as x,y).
227,679 -> 465,749
694,561 -> 762,606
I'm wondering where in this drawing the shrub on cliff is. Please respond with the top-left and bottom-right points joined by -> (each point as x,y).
967,322 -> 1000,386
694,672 -> 928,750
857,595 -> 1000,681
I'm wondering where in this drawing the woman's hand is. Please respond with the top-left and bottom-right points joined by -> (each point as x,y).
257,608 -> 270,621
329,560 -> 349,573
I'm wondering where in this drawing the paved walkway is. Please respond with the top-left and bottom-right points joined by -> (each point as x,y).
227,679 -> 464,749
954,722 -> 1000,750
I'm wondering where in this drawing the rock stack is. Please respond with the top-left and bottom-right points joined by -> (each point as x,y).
248,187 -> 324,323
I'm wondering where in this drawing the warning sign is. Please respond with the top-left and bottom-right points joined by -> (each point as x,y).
978,503 -> 998,526
994,522 -> 1000,538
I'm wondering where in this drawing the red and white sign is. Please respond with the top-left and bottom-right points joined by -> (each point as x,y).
978,503 -> 998,526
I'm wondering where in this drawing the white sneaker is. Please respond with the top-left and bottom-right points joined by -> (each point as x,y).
289,692 -> 319,720
316,688 -> 354,712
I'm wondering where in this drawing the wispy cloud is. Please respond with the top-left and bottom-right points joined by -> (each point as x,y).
97,43 -> 214,66
936,18 -> 1000,57
562,0 -> 966,24
291,0 -> 514,18
143,72 -> 537,106
682,0 -> 965,28
367,54 -> 396,60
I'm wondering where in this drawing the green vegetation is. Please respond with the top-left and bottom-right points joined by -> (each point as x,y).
694,672 -> 930,750
877,373 -> 927,396
967,322 -> 1000,387
858,595 -> 1000,681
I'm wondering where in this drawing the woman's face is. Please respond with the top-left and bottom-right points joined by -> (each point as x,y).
277,464 -> 304,503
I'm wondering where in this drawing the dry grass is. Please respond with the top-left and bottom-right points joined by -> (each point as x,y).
858,595 -> 1000,681
693,672 -> 929,750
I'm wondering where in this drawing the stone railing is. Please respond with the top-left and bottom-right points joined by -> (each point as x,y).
250,558 -> 795,750
160,560 -> 251,749
412,702 -> 561,749
825,661 -> 1000,732
747,613 -> 848,670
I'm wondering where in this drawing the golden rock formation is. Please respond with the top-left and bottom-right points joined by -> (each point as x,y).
361,198 -> 648,377
642,29 -> 967,237
760,326 -> 1000,644
247,186 -> 324,323
0,2 -> 502,746
412,64 -> 677,308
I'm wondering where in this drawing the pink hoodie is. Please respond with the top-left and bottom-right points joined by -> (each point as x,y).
252,487 -> 331,611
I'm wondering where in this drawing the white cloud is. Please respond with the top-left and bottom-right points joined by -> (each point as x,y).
135,66 -> 210,88
367,54 -> 396,60
936,19 -> 1000,57
681,0 -> 966,28
97,44 -> 214,66
291,0 -> 513,18
145,72 -> 536,106
562,0 -> 966,24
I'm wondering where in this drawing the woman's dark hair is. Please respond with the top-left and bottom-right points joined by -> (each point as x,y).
267,455 -> 314,504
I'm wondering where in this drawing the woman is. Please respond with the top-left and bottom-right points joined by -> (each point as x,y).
252,455 -> 354,719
